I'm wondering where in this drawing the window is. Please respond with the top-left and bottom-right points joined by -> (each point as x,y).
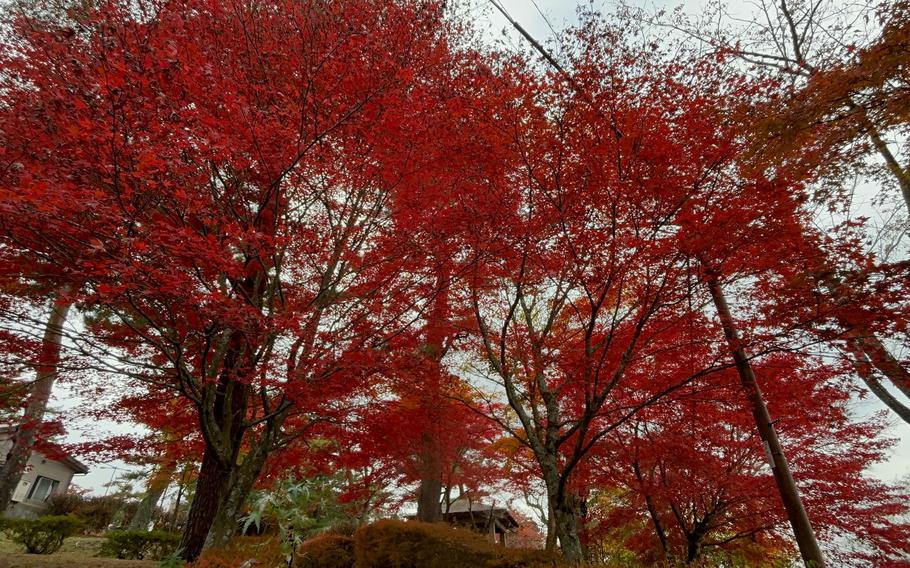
26,476 -> 59,502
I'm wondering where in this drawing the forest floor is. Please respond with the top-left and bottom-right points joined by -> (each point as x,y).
0,535 -> 157,568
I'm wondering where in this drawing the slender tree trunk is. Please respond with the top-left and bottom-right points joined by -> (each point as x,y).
848,338 -> 910,424
632,461 -> 670,561
852,103 -> 910,215
706,274 -> 825,568
169,466 -> 189,531
818,271 -> 910,419
854,331 -> 910,400
129,460 -> 176,530
0,292 -> 72,512
415,267 -> 449,523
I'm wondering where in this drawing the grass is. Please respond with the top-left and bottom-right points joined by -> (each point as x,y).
0,534 -> 158,568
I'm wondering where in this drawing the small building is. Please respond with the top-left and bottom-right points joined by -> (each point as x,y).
0,427 -> 89,518
442,497 -> 520,546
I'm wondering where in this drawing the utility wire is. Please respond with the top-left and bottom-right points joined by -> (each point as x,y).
485,0 -> 624,139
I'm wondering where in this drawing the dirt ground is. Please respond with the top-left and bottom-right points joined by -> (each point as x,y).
0,535 -> 158,568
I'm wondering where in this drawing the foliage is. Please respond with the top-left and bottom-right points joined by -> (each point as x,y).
98,530 -> 180,560
354,520 -> 560,568
0,0 -> 909,564
295,534 -> 355,568
159,550 -> 187,568
242,474 -> 367,564
189,537 -> 282,568
0,515 -> 84,554
46,492 -> 140,533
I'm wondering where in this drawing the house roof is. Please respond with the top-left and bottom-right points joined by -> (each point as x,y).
0,426 -> 89,474
443,498 -> 519,530
59,454 -> 89,475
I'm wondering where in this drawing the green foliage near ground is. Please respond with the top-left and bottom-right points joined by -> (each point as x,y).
98,530 -> 180,560
242,474 -> 365,564
0,515 -> 84,554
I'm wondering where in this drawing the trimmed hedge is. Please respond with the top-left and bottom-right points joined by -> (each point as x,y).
295,534 -> 355,568
99,529 -> 180,560
354,520 -> 560,568
191,536 -> 283,568
0,514 -> 84,554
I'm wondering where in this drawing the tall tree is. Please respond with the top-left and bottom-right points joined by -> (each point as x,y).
463,16 -> 748,560
651,0 -> 910,423
0,0 -> 470,557
590,355 -> 910,565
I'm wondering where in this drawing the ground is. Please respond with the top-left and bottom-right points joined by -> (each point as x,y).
0,535 -> 157,568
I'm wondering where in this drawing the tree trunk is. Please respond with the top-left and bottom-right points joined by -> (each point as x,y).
415,267 -> 449,523
0,292 -> 72,512
818,261 -> 910,418
854,331 -> 910,401
205,446 -> 270,550
852,103 -> 910,215
551,493 -> 583,564
129,460 -> 176,530
848,337 -> 910,424
544,499 -> 557,552
686,536 -> 700,563
633,461 -> 670,561
169,466 -> 190,531
415,432 -> 443,522
179,446 -> 232,561
179,327 -> 254,561
685,519 -> 711,564
706,274 -> 825,568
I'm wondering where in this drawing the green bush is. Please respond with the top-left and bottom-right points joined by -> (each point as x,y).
99,529 -> 180,560
295,534 -> 355,568
46,491 -> 139,532
0,514 -> 84,554
354,520 -> 560,568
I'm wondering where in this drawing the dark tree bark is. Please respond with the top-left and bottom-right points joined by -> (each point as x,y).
178,331 -> 253,561
848,338 -> 910,424
706,273 -> 825,568
415,434 -> 443,522
179,445 -> 233,560
632,460 -> 670,561
205,443 -> 270,549
415,267 -> 450,524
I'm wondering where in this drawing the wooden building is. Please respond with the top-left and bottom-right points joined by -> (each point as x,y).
441,498 -> 519,546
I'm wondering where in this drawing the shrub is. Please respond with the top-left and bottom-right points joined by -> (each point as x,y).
99,529 -> 180,560
191,536 -> 282,568
295,534 -> 355,568
0,515 -> 84,554
45,491 -> 139,532
45,491 -> 85,517
354,520 -> 560,568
